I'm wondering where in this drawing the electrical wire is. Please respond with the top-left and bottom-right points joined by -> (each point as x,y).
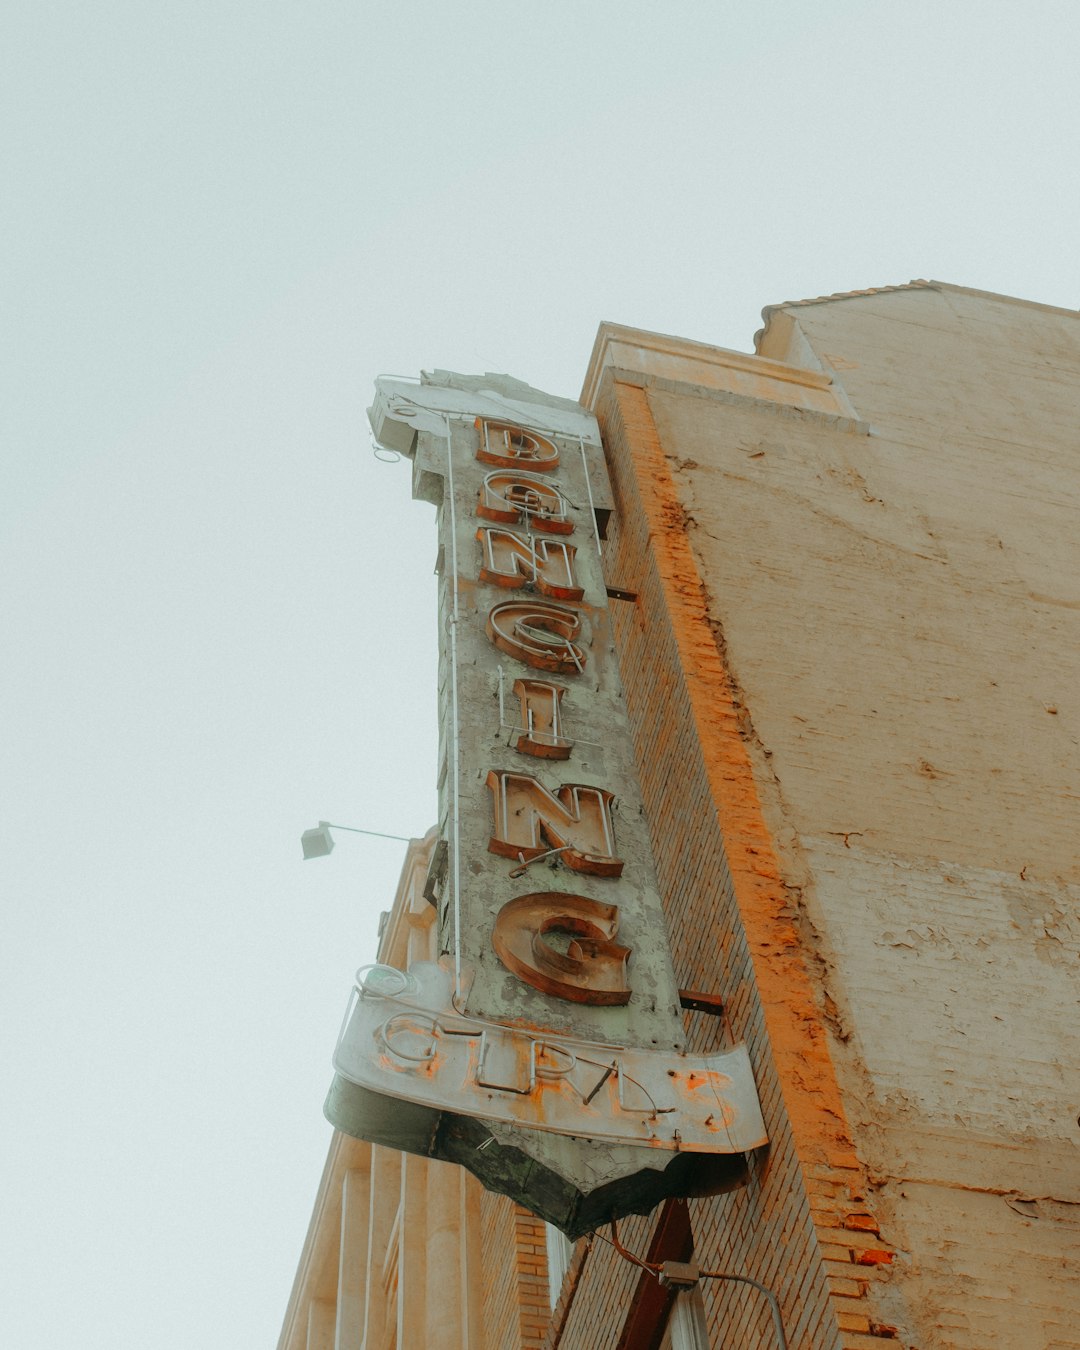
605,1218 -> 789,1350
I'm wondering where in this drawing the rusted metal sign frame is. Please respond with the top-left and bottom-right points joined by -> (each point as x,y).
333,964 -> 768,1154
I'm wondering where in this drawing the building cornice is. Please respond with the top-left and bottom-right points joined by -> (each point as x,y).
581,321 -> 846,419
577,324 -> 831,413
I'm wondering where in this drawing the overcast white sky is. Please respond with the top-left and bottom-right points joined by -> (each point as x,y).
4,2 -> 1080,1346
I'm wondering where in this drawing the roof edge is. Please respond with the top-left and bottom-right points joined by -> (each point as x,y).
926,279 -> 1080,319
758,279 -> 1080,346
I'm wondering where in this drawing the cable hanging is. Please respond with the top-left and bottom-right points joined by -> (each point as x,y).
605,1217 -> 789,1350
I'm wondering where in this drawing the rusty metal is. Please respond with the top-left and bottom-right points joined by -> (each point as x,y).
492,892 -> 632,1005
610,1216 -> 657,1273
486,598 -> 586,674
476,526 -> 584,601
478,469 -> 573,533
486,771 -> 623,877
582,1062 -> 617,1105
355,378 -> 770,1227
332,961 -> 768,1153
678,989 -> 726,1016
610,1204 -> 789,1350
486,771 -> 622,876
614,1200 -> 693,1350
475,416 -> 560,470
511,677 -> 572,759
507,845 -> 571,878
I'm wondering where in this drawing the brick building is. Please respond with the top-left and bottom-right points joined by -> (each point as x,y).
280,282 -> 1080,1348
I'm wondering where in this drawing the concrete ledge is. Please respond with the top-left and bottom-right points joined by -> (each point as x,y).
581,321 -> 843,417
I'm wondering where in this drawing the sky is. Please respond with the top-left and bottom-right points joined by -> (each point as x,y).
4,2 -> 1080,1346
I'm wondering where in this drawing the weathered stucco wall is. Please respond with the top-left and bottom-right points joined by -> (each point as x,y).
562,369 -> 892,1349
650,284 -> 1080,1347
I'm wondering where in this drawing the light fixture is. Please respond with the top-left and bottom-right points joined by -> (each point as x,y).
301,820 -> 413,860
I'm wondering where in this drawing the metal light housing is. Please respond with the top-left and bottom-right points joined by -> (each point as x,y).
301,822 -> 335,860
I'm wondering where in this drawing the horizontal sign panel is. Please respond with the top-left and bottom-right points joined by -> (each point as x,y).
333,963 -> 768,1154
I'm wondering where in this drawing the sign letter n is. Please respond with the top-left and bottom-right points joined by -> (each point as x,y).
485,770 -> 623,877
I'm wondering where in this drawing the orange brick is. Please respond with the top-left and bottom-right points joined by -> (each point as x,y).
838,1311 -> 872,1333
818,1225 -> 881,1249
821,1245 -> 856,1263
843,1214 -> 881,1234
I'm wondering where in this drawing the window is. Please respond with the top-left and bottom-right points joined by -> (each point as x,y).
667,1288 -> 709,1350
544,1224 -> 573,1309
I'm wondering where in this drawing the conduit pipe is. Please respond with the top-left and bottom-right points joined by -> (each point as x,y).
608,1218 -> 789,1350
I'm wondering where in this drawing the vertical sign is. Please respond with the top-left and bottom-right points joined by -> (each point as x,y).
440,407 -> 687,1046
325,373 -> 766,1237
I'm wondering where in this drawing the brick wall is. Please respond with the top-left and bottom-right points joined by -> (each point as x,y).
513,1206 -> 555,1349
625,286 -> 1080,1346
481,1193 -> 552,1349
540,376 -> 898,1349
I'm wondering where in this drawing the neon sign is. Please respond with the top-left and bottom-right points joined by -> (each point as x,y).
325,375 -> 767,1235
